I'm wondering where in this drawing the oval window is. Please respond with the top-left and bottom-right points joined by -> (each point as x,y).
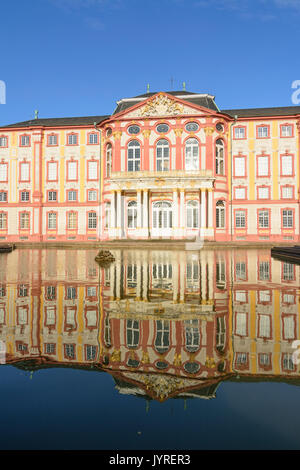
106,128 -> 112,137
185,122 -> 199,132
216,123 -> 224,132
128,125 -> 140,135
156,124 -> 169,133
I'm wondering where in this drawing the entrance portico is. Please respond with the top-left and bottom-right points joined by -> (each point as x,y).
106,170 -> 215,240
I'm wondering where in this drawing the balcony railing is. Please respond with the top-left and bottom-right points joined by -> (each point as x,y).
110,169 -> 213,179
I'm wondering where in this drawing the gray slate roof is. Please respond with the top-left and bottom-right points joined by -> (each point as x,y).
221,106 -> 300,118
1,115 -> 109,128
112,90 -> 219,115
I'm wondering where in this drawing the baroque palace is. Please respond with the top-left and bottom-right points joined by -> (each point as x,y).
0,248 -> 300,401
0,90 -> 300,242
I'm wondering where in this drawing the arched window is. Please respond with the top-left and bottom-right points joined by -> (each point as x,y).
187,200 -> 199,228
127,201 -> 137,228
185,138 -> 199,170
216,139 -> 224,175
216,200 -> 225,228
127,140 -> 141,171
156,139 -> 170,171
106,144 -> 112,177
152,201 -> 172,229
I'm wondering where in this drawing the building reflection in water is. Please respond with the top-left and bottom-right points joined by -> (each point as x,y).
0,248 -> 299,402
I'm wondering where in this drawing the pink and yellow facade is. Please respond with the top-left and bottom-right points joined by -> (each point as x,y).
0,90 -> 300,243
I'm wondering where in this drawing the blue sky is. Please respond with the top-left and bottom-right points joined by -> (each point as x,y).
0,0 -> 300,125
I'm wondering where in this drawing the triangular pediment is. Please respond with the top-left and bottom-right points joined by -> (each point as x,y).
115,92 -> 216,120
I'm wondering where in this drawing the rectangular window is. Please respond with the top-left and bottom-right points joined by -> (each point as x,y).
88,190 -> 97,201
20,162 -> 30,182
234,157 -> 245,177
235,262 -> 246,280
48,162 -> 58,181
66,287 -> 76,299
20,213 -> 30,229
0,192 -> 7,202
48,213 -> 57,230
85,344 -> 97,360
45,307 -> 55,326
64,343 -> 75,359
259,290 -> 271,302
235,290 -> 246,302
86,310 -> 97,328
0,214 -> 7,229
281,125 -> 293,137
21,191 -> 30,202
234,127 -> 245,139
88,212 -> 97,229
48,134 -> 58,146
20,135 -> 30,146
257,126 -> 269,138
88,161 -> 97,180
0,163 -> 7,182
88,133 -> 98,144
282,186 -> 293,199
283,210 -> 293,228
67,212 -> 77,229
259,261 -> 270,280
48,191 -> 57,202
258,210 -> 269,228
18,307 -> 28,324
283,316 -> 295,340
236,313 -> 247,336
258,314 -> 271,338
67,191 -> 77,202
281,155 -> 293,176
67,161 -> 77,181
283,353 -> 294,371
44,343 -> 56,354
283,262 -> 294,281
87,286 -> 97,297
18,284 -> 28,297
66,308 -> 76,328
235,210 -> 246,228
258,187 -> 269,199
257,156 -> 269,176
46,286 -> 56,300
235,187 -> 246,199
0,137 -> 7,147
67,134 -> 78,145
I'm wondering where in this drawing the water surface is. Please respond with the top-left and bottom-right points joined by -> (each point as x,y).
0,247 -> 300,450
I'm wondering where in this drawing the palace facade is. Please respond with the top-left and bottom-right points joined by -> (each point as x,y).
0,90 -> 300,242
1,248 -> 300,401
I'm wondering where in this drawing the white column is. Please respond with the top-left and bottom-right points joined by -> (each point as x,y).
136,254 -> 142,300
201,254 -> 207,303
180,189 -> 185,231
173,254 -> 179,303
117,190 -> 122,237
179,252 -> 185,303
207,256 -> 213,301
137,190 -> 142,231
173,190 -> 178,234
111,192 -> 116,228
142,260 -> 148,301
200,189 -> 206,231
143,190 -> 149,237
208,189 -> 213,229
116,260 -> 121,300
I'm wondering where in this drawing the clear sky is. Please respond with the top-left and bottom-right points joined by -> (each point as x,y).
0,0 -> 300,125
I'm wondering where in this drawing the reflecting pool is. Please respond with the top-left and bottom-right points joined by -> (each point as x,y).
1,248 -> 300,449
